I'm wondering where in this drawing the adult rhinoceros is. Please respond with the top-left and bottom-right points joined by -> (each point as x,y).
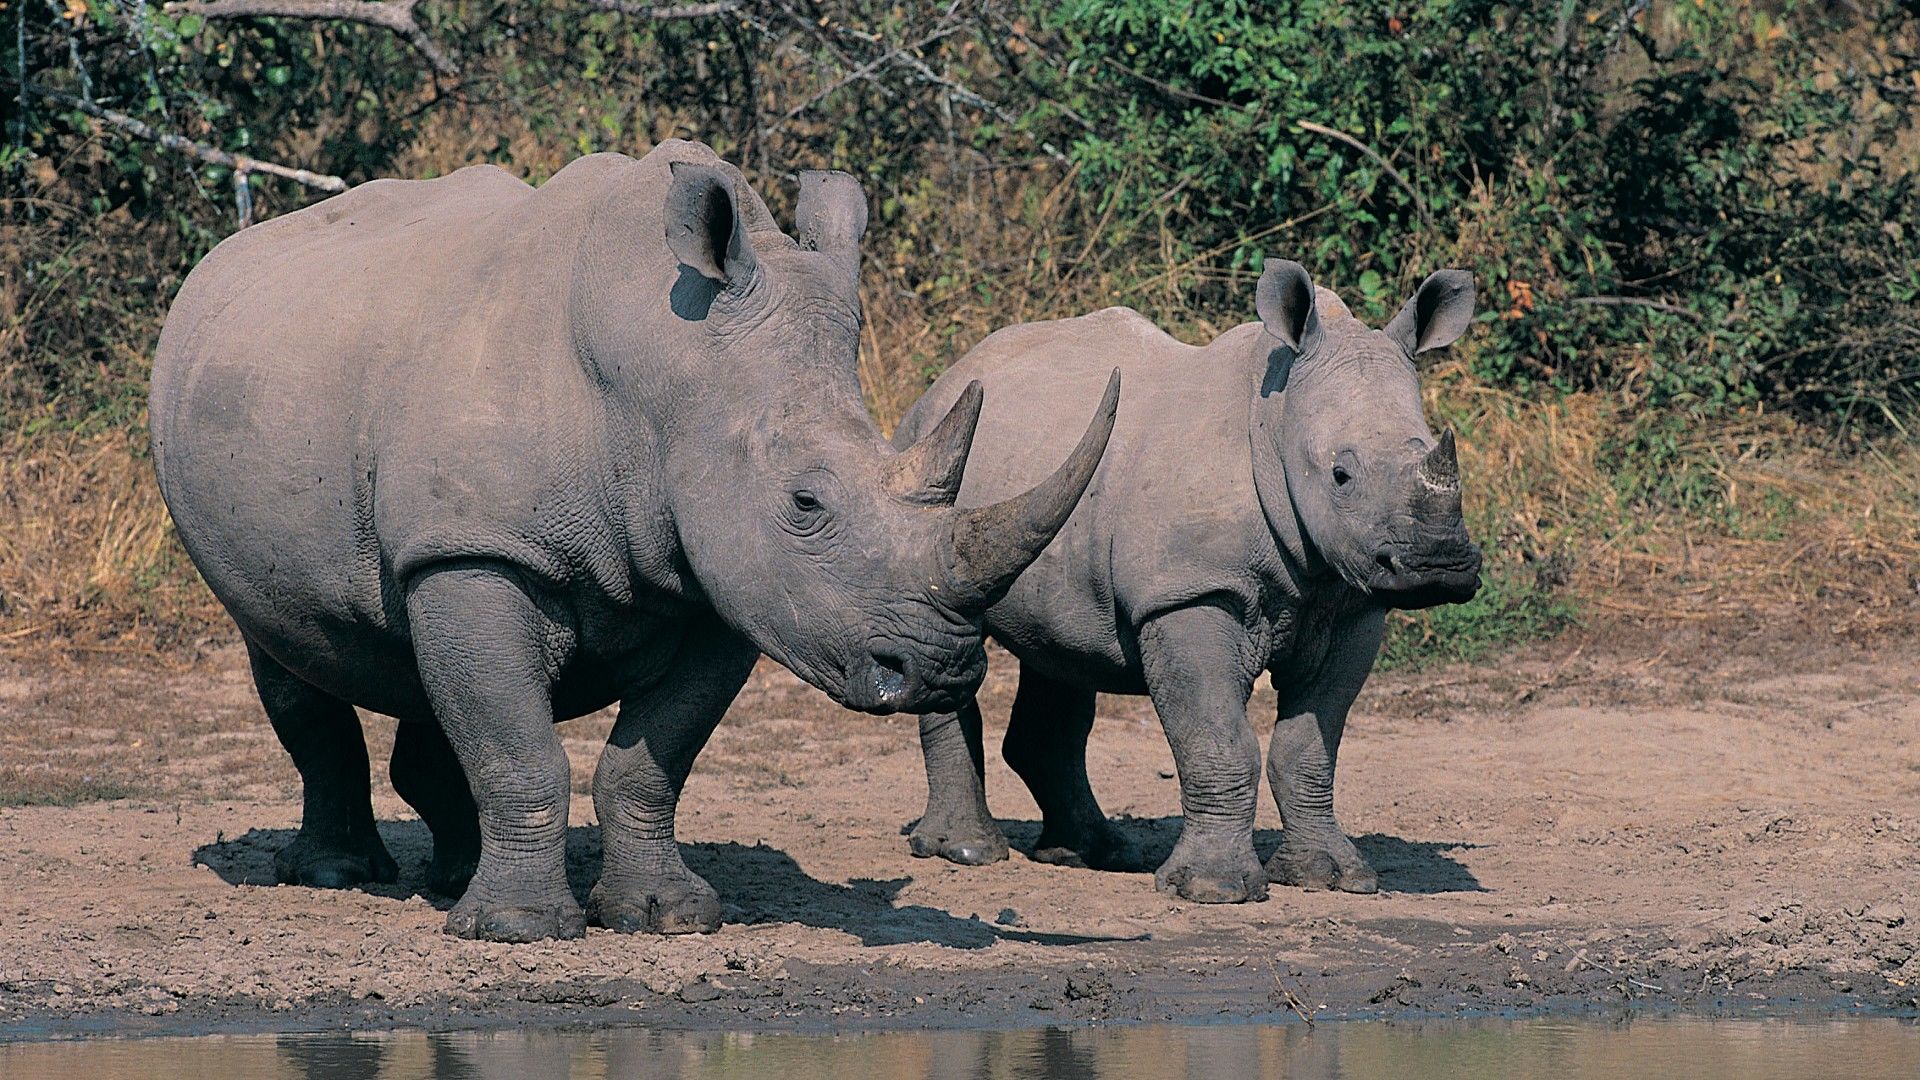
899,260 -> 1479,903
150,141 -> 1118,942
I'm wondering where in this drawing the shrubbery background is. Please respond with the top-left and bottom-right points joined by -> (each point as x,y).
5,1 -> 1918,658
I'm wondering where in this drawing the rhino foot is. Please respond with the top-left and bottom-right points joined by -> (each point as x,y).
274,833 -> 398,890
1154,835 -> 1268,904
1031,819 -> 1144,872
1267,826 -> 1374,895
908,815 -> 1009,866
588,874 -> 722,935
1265,835 -> 1379,895
444,893 -> 587,942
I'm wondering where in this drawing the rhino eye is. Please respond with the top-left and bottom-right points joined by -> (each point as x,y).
1331,466 -> 1353,488
791,490 -> 822,512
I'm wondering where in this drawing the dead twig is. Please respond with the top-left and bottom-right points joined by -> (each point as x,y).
1295,119 -> 1431,227
11,81 -> 345,226
776,24 -> 963,124
578,0 -> 744,17
1568,295 -> 1704,322
15,83 -> 347,194
885,47 -> 1071,163
1270,967 -> 1318,1026
1512,643 -> 1586,705
164,0 -> 459,77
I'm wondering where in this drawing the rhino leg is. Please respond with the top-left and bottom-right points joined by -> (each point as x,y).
246,640 -> 398,890
389,720 -> 480,898
1003,670 -> 1142,871
408,563 -> 584,942
588,617 -> 757,935
1139,603 -> 1268,903
908,701 -> 1010,865
1265,610 -> 1383,895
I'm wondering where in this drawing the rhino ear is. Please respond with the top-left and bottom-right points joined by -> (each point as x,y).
665,161 -> 759,287
1385,270 -> 1475,355
1255,259 -> 1322,354
793,170 -> 869,263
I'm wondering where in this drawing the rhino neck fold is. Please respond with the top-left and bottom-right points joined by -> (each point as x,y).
1247,346 -> 1324,590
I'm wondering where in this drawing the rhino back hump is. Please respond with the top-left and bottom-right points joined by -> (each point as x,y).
150,153 -> 665,679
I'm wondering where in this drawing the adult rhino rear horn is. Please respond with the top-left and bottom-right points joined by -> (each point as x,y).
941,369 -> 1121,610
886,380 -> 985,506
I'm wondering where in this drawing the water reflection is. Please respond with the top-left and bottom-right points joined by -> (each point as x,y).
1,1017 -> 1915,1080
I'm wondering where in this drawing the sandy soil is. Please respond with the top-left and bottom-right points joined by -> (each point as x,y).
0,618 -> 1916,1040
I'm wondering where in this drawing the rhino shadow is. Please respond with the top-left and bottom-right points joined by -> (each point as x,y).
192,825 -> 1144,949
982,815 -> 1487,895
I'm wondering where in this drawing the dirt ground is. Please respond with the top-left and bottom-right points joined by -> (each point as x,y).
0,614 -> 1916,1041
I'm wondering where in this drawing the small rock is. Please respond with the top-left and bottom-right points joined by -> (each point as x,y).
1862,902 -> 1907,929
994,908 -> 1024,927
1064,974 -> 1110,1000
678,980 -> 722,1003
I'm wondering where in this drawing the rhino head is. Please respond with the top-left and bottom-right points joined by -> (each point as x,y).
1251,259 -> 1481,610
645,163 -> 1117,714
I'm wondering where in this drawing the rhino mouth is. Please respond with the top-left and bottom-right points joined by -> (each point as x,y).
836,640 -> 986,716
1368,548 -> 1482,610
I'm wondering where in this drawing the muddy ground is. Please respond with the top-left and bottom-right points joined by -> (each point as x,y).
0,614 -> 1916,1040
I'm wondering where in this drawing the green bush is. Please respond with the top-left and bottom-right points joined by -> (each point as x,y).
1015,0 -> 1920,428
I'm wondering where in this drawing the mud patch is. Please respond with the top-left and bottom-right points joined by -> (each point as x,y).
0,632 -> 1916,1038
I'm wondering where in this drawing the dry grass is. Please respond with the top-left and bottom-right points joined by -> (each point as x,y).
1428,362 -> 1920,636
0,430 -> 223,656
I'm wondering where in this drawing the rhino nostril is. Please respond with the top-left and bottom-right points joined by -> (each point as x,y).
1375,552 -> 1400,576
869,649 -> 911,702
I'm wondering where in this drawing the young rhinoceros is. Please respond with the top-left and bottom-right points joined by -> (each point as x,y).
898,260 -> 1480,902
150,141 -> 1119,942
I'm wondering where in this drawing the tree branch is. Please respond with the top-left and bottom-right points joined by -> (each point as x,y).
1569,295 -> 1704,322
164,0 -> 459,78
576,0 -> 745,17
777,24 -> 962,123
1294,119 -> 1431,227
17,81 -> 348,194
886,45 -> 1069,165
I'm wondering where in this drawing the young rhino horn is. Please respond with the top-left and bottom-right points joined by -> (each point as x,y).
886,381 -> 984,505
1419,429 -> 1461,493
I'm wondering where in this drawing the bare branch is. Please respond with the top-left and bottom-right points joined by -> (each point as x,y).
164,0 -> 459,78
1294,119 -> 1431,227
18,82 -> 349,194
1100,55 -> 1235,111
885,47 -> 1068,165
1569,295 -> 1704,322
576,0 -> 744,17
777,24 -> 962,123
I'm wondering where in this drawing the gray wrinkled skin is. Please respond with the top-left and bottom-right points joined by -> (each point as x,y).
899,260 -> 1481,903
150,141 -> 1117,942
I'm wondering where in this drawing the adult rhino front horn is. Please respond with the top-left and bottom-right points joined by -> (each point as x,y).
149,141 -> 1118,942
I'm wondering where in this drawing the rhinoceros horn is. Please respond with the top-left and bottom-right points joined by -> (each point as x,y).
886,381 -> 984,506
1418,428 -> 1461,494
942,369 -> 1121,610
